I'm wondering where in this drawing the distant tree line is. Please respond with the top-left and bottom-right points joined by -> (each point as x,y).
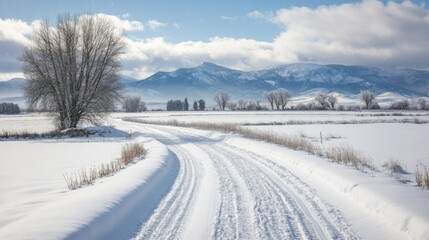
167,98 -> 205,111
165,89 -> 428,112
0,102 -> 20,114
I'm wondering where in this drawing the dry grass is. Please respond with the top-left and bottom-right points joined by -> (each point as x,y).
382,159 -> 408,179
63,142 -> 146,190
325,144 -> 376,173
242,118 -> 428,126
240,128 -> 323,156
0,130 -> 63,139
0,128 -> 95,140
415,164 -> 429,190
121,142 -> 147,165
124,118 -> 378,173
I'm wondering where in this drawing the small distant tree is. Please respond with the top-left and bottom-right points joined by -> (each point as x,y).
122,96 -> 146,112
315,93 -> 329,109
174,100 -> 183,111
193,100 -> 198,111
370,101 -> 381,109
263,91 -> 276,110
417,98 -> 428,110
166,100 -> 173,111
214,90 -> 230,111
183,98 -> 189,111
228,102 -> 237,111
360,90 -> 375,109
327,93 -> 338,110
166,99 -> 184,111
0,102 -> 20,114
389,99 -> 410,110
198,99 -> 205,111
274,88 -> 292,110
237,99 -> 247,110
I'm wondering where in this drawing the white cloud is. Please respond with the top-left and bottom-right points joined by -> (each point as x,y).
271,0 -> 429,68
121,37 -> 277,79
121,12 -> 130,19
147,19 -> 167,30
247,10 -> 265,19
0,18 -> 33,45
0,72 -> 24,81
95,13 -> 144,32
173,23 -> 180,29
220,15 -> 235,20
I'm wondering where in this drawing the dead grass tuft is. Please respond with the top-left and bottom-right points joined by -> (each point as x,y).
121,142 -> 147,165
382,159 -> 408,179
325,144 -> 376,173
415,164 -> 429,190
63,142 -> 146,190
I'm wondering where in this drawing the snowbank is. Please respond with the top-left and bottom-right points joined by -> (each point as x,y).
0,137 -> 179,240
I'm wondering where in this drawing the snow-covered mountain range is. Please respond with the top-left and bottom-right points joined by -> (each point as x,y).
1,62 -> 428,106
127,62 -> 429,102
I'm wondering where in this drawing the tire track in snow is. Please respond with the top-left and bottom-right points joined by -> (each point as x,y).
207,144 -> 358,240
133,144 -> 200,239
206,148 -> 256,240
118,121 -> 358,240
203,145 -> 318,239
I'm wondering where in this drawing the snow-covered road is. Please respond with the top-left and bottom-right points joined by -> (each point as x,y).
116,120 -> 358,240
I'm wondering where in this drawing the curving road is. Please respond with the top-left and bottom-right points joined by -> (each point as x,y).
116,120 -> 358,240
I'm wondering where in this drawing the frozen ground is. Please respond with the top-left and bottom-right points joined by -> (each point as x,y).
0,111 -> 428,239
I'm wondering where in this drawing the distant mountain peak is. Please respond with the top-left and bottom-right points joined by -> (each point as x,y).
196,62 -> 230,72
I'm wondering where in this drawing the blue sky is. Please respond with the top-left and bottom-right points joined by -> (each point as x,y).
0,0 -> 428,80
1,0 -> 426,42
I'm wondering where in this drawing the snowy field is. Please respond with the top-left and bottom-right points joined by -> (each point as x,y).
115,110 -> 429,124
245,123 -> 429,170
1,111 -> 429,239
0,113 -> 54,133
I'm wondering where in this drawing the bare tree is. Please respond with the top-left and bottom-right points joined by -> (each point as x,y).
214,90 -> 230,111
263,90 -> 276,110
20,14 -> 124,129
315,93 -> 329,109
237,99 -> 247,110
228,102 -> 237,111
122,96 -> 146,112
274,88 -> 292,110
417,98 -> 428,110
327,93 -> 338,110
360,90 -> 375,110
